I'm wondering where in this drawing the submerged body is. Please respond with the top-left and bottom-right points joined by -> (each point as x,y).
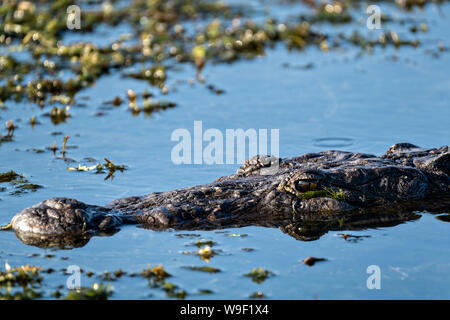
9,143 -> 450,247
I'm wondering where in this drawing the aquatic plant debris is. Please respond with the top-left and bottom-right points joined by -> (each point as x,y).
244,268 -> 274,283
302,256 -> 327,266
0,262 -> 43,300
193,240 -> 216,247
68,158 -> 126,180
162,282 -> 187,299
63,283 -> 113,300
183,266 -> 221,273
197,245 -> 216,262
337,233 -> 371,242
5,120 -> 16,136
0,170 -> 19,183
250,291 -> 267,299
138,265 -> 188,299
0,171 -> 43,195
140,264 -> 171,280
0,0 -> 438,110
61,135 -> 69,156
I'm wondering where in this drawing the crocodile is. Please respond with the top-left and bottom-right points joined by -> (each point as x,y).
6,143 -> 450,248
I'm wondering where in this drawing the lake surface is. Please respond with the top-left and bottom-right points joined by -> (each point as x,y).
0,1 -> 449,299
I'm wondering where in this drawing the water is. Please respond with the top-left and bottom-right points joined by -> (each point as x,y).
0,1 -> 449,299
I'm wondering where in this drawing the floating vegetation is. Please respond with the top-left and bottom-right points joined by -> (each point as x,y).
244,268 -> 273,284
224,233 -> 247,237
0,262 -> 43,300
302,256 -> 327,267
47,107 -> 70,125
26,148 -> 45,154
337,233 -> 371,243
206,84 -> 225,95
193,44 -> 206,81
0,134 -> 13,145
0,170 -> 19,183
68,158 -> 126,180
10,183 -> 43,195
197,289 -> 214,295
306,2 -> 352,24
63,283 -> 113,300
193,240 -> 216,247
68,163 -> 103,172
398,0 -> 446,10
103,158 -> 126,180
48,141 -> 58,155
162,282 -> 187,299
138,265 -> 187,299
250,291 -> 266,299
183,266 -> 221,273
113,269 -> 126,278
100,271 -> 117,282
176,233 -> 201,238
5,120 -> 16,136
140,99 -> 177,115
126,89 -> 177,115
140,264 -> 172,280
197,245 -> 216,262
0,0 -> 432,110
125,65 -> 167,87
0,170 -> 43,195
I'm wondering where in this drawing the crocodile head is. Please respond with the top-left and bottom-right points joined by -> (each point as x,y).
5,143 -> 449,248
11,198 -> 124,243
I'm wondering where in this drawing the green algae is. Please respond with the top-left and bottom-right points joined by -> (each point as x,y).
63,283 -> 113,300
162,282 -> 187,299
183,266 -> 221,273
197,289 -> 214,295
0,263 -> 43,300
0,171 -> 43,195
194,239 -> 216,247
0,170 -> 19,183
140,264 -> 171,280
48,106 -> 70,125
0,0 -> 433,110
15,183 -> 43,191
138,265 -> 188,299
244,267 -> 273,284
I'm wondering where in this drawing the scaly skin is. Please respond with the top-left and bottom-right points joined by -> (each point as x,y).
8,143 -> 450,248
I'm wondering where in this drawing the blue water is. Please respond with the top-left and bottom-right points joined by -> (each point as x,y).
0,1 -> 449,299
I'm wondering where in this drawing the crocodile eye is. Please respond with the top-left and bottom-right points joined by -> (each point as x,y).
295,180 -> 319,192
